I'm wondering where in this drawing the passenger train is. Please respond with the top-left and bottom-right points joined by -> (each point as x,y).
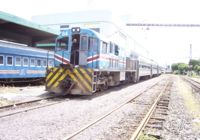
46,27 -> 161,95
0,40 -> 54,83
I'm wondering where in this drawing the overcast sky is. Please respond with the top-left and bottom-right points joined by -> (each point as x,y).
1,0 -> 200,66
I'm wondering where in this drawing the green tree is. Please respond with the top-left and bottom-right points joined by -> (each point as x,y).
178,63 -> 188,74
194,65 -> 200,73
197,66 -> 200,74
171,63 -> 179,71
189,59 -> 200,70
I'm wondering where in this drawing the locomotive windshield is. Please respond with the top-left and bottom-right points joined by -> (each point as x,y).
56,37 -> 68,51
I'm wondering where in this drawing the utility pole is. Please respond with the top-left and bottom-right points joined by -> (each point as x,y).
189,44 -> 193,76
189,44 -> 192,60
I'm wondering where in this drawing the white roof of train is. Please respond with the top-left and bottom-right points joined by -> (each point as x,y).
0,40 -> 54,54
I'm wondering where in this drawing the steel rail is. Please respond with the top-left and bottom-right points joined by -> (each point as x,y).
0,96 -> 67,118
183,77 -> 200,91
62,80 -> 162,140
0,100 -> 65,118
130,81 -> 170,140
0,96 -> 55,110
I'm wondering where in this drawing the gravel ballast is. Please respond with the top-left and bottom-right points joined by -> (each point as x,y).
2,75 -> 199,140
0,76 -> 165,140
162,75 -> 200,139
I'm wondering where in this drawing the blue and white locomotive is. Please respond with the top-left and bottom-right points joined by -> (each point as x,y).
46,27 -> 161,95
0,40 -> 54,83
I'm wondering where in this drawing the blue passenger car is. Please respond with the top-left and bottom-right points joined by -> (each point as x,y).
0,40 -> 54,81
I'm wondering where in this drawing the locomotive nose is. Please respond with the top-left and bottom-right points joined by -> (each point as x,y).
45,65 -> 94,95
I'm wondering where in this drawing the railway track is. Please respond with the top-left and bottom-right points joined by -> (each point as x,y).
182,76 -> 200,91
0,77 -> 156,110
0,76 -> 168,140
0,95 -> 67,118
0,96 -> 54,110
62,79 -> 167,140
0,78 -> 162,119
130,81 -> 172,140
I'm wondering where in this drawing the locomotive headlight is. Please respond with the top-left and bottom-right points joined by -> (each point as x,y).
76,27 -> 80,32
72,28 -> 76,32
71,27 -> 81,33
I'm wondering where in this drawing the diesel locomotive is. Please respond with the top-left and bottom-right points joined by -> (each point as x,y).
46,27 -> 161,95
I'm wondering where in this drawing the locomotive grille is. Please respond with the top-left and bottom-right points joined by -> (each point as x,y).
46,66 -> 94,94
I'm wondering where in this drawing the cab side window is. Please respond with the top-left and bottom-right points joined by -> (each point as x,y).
56,37 -> 68,51
102,42 -> 107,54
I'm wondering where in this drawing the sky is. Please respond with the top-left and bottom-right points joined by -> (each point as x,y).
0,0 -> 200,66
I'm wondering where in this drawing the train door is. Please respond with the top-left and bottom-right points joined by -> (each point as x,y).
79,35 -> 88,66
70,35 -> 80,65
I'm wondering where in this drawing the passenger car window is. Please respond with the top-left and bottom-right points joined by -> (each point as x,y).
23,57 -> 29,66
43,60 -> 47,67
30,58 -> 35,66
110,42 -> 113,53
114,45 -> 119,56
0,55 -> 3,65
7,56 -> 13,66
37,59 -> 41,66
15,57 -> 21,66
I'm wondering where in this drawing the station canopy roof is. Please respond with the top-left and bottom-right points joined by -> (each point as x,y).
0,11 -> 59,46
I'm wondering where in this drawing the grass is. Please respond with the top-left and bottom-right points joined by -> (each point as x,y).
178,77 -> 200,128
138,132 -> 158,140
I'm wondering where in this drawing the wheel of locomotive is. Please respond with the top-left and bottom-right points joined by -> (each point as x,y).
103,81 -> 108,90
99,82 -> 108,91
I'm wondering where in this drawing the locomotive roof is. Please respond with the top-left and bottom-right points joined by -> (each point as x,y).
58,27 -> 110,42
89,29 -> 110,42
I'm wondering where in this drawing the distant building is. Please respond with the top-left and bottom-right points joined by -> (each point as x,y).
32,10 -> 128,47
32,10 -> 148,57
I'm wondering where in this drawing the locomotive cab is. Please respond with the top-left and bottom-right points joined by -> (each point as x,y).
55,27 -> 89,67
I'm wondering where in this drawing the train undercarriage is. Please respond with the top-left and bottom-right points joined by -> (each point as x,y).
45,64 -> 138,95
